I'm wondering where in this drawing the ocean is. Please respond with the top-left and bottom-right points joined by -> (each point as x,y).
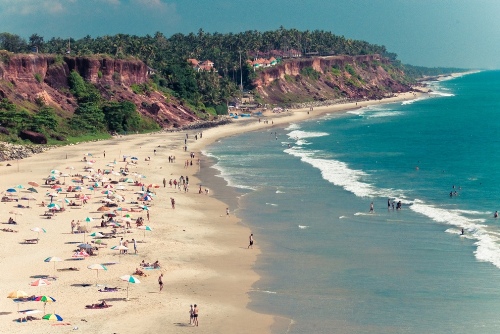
202,71 -> 500,333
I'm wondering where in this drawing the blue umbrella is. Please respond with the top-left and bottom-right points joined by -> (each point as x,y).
6,188 -> 17,193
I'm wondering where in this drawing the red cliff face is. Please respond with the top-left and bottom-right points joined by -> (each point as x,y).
0,53 -> 199,128
253,55 -> 411,104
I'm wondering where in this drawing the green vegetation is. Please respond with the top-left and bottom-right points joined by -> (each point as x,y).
34,73 -> 42,83
300,67 -> 320,80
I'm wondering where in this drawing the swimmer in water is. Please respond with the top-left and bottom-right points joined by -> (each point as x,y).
461,228 -> 464,235
495,211 -> 498,218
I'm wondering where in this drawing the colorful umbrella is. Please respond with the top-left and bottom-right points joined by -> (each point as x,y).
27,187 -> 38,193
15,184 -> 24,189
97,206 -> 110,212
111,245 -> 128,263
28,181 -> 40,187
50,170 -> 60,175
6,188 -> 17,193
35,296 -> 56,313
120,275 -> 140,300
90,232 -> 104,238
42,313 -> 63,321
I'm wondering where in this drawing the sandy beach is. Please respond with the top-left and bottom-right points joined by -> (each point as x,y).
0,89 -> 425,333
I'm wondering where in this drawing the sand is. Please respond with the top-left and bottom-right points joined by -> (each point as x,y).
0,90 -> 425,333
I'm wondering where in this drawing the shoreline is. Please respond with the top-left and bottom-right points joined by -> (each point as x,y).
0,89 -> 427,333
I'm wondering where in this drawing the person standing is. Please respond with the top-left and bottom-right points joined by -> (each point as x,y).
147,210 -> 150,221
132,238 -> 137,254
170,198 -> 175,209
226,207 -> 229,217
189,305 -> 194,325
369,202 -> 374,213
193,304 -> 198,326
248,233 -> 254,249
158,273 -> 164,292
163,178 -> 166,188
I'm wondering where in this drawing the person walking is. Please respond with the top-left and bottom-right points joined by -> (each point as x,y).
163,178 -> 166,188
248,233 -> 254,249
158,273 -> 164,292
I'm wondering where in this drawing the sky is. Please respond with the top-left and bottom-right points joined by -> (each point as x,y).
1,0 -> 500,69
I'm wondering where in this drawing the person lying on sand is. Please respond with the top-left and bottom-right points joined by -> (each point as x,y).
134,268 -> 147,276
57,267 -> 79,271
98,287 -> 119,292
1,228 -> 18,232
86,300 -> 111,308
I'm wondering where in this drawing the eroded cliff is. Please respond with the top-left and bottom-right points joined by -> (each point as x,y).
0,53 -> 199,128
253,55 -> 412,105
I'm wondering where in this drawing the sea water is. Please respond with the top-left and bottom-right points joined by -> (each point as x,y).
203,71 -> 500,333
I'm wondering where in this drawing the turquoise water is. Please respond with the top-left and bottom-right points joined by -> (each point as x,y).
204,71 -> 500,333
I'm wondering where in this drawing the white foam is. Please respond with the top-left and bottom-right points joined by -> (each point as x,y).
298,225 -> 309,229
285,123 -> 300,131
266,203 -> 278,207
286,148 -> 404,199
287,130 -> 329,140
276,190 -> 285,194
339,216 -> 347,219
429,91 -> 455,97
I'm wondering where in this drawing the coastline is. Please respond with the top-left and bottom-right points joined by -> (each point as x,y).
0,89 -> 426,333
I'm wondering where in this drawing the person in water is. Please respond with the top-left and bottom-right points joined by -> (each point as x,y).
461,228 -> 464,235
495,211 -> 498,218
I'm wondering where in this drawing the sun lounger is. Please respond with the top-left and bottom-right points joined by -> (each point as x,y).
24,239 -> 39,244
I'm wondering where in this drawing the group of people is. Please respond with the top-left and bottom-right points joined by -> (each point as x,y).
189,304 -> 199,326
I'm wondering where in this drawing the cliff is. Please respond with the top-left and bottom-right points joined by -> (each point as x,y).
253,55 -> 412,105
0,53 -> 199,128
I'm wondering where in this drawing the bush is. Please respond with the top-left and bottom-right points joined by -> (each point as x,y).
34,73 -> 43,83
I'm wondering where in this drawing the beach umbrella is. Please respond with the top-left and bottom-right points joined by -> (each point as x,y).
7,290 -> 28,299
30,279 -> 51,294
27,187 -> 38,193
44,257 -> 63,273
141,205 -> 149,211
111,245 -> 128,263
28,181 -> 40,187
47,203 -> 61,211
119,275 -> 140,300
103,184 -> 114,189
90,232 -> 104,238
78,243 -> 93,250
137,225 -> 152,240
88,264 -> 107,285
50,170 -> 60,175
47,192 -> 59,198
131,157 -> 138,161
15,184 -> 24,189
31,279 -> 51,287
50,184 -> 61,189
97,206 -> 110,212
35,296 -> 56,313
102,190 -> 113,195
6,188 -> 17,193
42,313 -> 63,321
30,227 -> 46,239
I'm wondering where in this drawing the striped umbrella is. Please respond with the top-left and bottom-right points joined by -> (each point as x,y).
44,256 -> 63,273
42,313 -> 63,321
88,264 -> 107,285
120,275 -> 140,300
137,225 -> 152,240
35,296 -> 56,313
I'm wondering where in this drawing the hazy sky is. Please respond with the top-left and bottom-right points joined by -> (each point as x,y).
1,0 -> 499,69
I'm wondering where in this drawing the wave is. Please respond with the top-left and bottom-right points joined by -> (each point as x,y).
266,203 -> 278,207
401,97 -> 426,105
285,123 -> 301,131
410,201 -> 500,269
287,130 -> 329,140
286,147 -> 405,199
298,225 -> 309,229
429,91 -> 455,97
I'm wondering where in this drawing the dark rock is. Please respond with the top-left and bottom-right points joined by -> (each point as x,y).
19,130 -> 47,144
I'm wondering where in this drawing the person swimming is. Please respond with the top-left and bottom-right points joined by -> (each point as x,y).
461,228 -> 464,235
